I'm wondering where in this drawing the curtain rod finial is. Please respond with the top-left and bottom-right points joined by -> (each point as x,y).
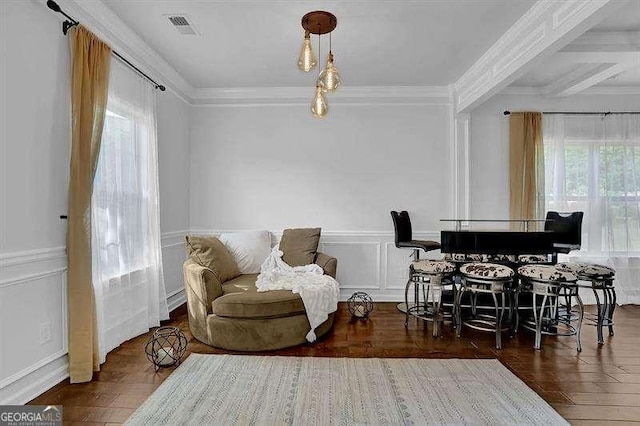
157,85 -> 166,91
47,0 -> 61,12
503,110 -> 511,116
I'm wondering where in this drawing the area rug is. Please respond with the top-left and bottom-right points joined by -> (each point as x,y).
126,354 -> 568,425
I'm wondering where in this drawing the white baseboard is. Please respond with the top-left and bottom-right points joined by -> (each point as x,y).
0,355 -> 69,405
339,289 -> 405,302
167,289 -> 186,312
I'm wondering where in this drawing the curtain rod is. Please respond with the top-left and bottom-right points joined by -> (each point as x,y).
503,111 -> 639,116
46,0 -> 166,92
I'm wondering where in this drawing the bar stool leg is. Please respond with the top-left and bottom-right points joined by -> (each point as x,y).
433,285 -> 442,338
404,277 -> 411,327
510,288 -> 519,338
423,281 -> 429,316
492,292 -> 502,350
601,282 -> 610,341
607,284 -> 616,336
575,289 -> 584,353
500,292 -> 506,345
534,294 -> 548,350
471,292 -> 478,317
593,285 -> 604,344
451,283 -> 458,329
455,286 -> 464,338
563,288 -> 573,322
415,280 -> 420,324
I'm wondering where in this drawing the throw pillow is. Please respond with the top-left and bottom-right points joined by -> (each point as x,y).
185,236 -> 241,283
279,228 -> 321,267
219,231 -> 272,274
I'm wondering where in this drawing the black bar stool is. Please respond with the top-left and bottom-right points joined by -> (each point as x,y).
391,211 -> 442,318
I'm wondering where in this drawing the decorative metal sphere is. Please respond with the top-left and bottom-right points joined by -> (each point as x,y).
347,292 -> 374,319
144,326 -> 188,371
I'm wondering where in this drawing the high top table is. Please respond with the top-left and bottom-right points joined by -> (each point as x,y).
440,218 -> 550,232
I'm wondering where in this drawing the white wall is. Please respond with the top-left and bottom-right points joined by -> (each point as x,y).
189,103 -> 452,299
157,91 -> 190,310
190,104 -> 451,231
0,1 -> 192,404
469,93 -> 640,219
0,0 -> 71,404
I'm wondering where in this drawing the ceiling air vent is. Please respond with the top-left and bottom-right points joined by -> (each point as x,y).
166,15 -> 198,35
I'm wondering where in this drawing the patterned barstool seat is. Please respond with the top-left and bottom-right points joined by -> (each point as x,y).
556,262 -> 616,344
443,253 -> 484,263
455,263 -> 516,349
518,265 -> 584,352
517,254 -> 552,265
404,259 -> 456,336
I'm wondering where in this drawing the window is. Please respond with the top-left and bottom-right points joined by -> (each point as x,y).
544,114 -> 640,254
93,108 -> 150,280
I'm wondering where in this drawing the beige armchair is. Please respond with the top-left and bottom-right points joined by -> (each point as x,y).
183,252 -> 337,351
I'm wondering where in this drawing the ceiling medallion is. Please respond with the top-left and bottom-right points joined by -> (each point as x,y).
297,11 -> 341,118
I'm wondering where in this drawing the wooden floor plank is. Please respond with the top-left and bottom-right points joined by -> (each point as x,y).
26,302 -> 640,424
567,392 -> 640,406
553,404 -> 640,422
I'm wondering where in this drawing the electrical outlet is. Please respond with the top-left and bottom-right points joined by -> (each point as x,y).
39,321 -> 52,345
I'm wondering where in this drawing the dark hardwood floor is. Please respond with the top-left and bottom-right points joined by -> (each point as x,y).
30,303 -> 640,425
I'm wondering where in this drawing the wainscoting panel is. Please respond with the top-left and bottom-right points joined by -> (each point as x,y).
384,242 -> 412,290
318,232 -> 441,300
0,231 -> 188,404
0,247 -> 67,405
161,231 -> 188,312
319,242 -> 381,291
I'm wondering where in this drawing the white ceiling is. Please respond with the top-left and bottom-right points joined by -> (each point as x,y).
511,0 -> 640,93
591,0 -> 640,32
103,0 -> 536,89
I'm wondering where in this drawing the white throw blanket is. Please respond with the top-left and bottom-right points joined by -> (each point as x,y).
256,247 -> 339,342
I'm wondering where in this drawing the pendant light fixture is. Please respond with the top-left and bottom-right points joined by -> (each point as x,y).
318,33 -> 340,92
298,11 -> 339,118
297,30 -> 317,72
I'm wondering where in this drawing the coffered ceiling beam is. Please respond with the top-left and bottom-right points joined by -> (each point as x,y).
454,0 -> 627,113
554,51 -> 640,63
570,30 -> 640,46
542,63 -> 603,95
551,62 -> 636,96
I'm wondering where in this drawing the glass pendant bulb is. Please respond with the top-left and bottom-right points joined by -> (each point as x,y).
297,31 -> 317,72
318,52 -> 341,92
311,85 -> 328,118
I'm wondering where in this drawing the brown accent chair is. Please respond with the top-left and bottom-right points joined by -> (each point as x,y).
183,250 -> 337,351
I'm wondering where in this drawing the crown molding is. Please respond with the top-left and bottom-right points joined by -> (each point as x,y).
190,85 -> 451,106
454,0 -> 626,113
56,0 -> 194,102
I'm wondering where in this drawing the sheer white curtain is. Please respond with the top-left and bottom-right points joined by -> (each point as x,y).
544,113 -> 640,304
91,59 -> 169,363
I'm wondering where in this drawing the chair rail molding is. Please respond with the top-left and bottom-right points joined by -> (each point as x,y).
161,230 -> 189,249
454,0 -> 627,112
